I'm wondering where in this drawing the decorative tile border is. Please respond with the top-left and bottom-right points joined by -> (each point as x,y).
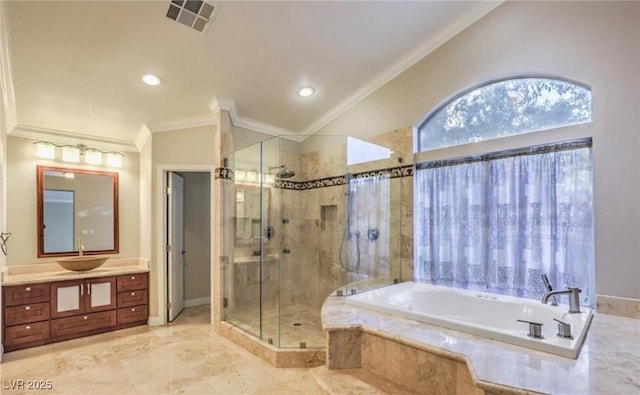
214,167 -> 233,180
215,164 -> 413,190
352,164 -> 413,180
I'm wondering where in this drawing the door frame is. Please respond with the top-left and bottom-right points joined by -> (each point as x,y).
155,164 -> 215,326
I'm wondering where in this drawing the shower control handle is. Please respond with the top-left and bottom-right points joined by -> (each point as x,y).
282,248 -> 291,254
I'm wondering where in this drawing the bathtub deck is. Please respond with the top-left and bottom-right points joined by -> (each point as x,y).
321,295 -> 640,395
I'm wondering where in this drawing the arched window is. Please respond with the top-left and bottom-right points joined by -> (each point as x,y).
413,76 -> 595,307
416,77 -> 592,152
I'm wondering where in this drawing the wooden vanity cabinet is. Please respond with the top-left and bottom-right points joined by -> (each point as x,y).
2,283 -> 51,351
2,271 -> 149,352
50,277 -> 117,318
49,277 -> 117,339
116,273 -> 149,327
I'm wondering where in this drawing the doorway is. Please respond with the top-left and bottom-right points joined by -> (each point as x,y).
165,171 -> 211,322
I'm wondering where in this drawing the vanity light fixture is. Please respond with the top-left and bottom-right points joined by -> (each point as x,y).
297,86 -> 315,98
61,146 -> 80,163
246,170 -> 258,183
84,150 -> 102,165
142,74 -> 162,86
235,169 -> 246,182
33,142 -> 125,168
34,142 -> 55,160
105,152 -> 124,168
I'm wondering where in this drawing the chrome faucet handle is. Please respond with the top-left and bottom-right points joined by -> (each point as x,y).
517,319 -> 544,339
553,318 -> 573,339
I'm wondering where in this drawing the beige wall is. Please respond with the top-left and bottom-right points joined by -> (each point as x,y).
148,125 -> 217,317
6,135 -> 140,265
316,2 -> 640,299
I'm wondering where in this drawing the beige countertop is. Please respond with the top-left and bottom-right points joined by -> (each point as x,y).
321,296 -> 640,395
1,257 -> 150,286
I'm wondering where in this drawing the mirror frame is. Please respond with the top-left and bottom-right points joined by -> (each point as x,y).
37,165 -> 119,258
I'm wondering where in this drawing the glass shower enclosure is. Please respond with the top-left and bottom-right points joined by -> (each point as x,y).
223,135 -> 404,349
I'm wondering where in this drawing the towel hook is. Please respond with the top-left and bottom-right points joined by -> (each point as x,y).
1,232 -> 12,255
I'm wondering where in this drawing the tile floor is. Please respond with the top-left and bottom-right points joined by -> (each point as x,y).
226,304 -> 325,349
0,306 -> 319,394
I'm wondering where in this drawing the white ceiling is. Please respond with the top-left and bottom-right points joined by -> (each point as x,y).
5,1 -> 499,150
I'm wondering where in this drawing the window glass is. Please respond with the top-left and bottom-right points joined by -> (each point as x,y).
417,77 -> 592,152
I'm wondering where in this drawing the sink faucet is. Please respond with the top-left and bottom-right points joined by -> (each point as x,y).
542,287 -> 581,313
77,238 -> 84,256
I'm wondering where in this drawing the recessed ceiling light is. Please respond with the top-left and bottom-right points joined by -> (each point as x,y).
142,74 -> 162,86
297,86 -> 315,98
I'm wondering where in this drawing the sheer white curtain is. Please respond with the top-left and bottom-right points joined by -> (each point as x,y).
348,175 -> 391,280
414,146 -> 594,306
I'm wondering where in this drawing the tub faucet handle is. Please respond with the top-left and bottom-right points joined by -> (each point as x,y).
553,318 -> 573,339
517,319 -> 544,339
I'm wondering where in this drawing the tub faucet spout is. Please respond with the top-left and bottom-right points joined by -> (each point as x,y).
542,287 -> 581,313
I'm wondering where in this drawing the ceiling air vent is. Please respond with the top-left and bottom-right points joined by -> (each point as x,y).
166,0 -> 217,33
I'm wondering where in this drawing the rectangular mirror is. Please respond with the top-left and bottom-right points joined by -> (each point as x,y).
37,165 -> 119,257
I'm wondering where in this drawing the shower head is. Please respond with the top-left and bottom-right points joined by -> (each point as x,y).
269,165 -> 296,179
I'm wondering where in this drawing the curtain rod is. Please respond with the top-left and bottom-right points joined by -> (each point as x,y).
416,138 -> 592,170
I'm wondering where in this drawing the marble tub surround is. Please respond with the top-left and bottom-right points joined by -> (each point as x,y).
596,293 -> 640,319
322,296 -> 640,395
1,257 -> 150,285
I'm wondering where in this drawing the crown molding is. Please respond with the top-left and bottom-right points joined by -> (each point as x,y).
145,115 -> 218,134
210,97 -> 297,137
134,124 -> 151,151
298,1 -> 504,137
9,124 -> 138,153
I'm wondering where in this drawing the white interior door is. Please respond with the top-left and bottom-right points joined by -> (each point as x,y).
168,172 -> 185,321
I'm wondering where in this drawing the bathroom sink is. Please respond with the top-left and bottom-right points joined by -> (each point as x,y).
56,256 -> 109,271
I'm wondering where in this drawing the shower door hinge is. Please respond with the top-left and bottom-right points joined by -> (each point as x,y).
166,244 -> 172,253
166,187 -> 172,195
223,298 -> 228,308
167,301 -> 172,309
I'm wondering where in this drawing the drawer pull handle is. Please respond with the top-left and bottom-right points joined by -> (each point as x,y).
25,287 -> 31,291
131,308 -> 136,312
131,276 -> 135,280
25,306 -> 31,310
83,316 -> 88,320
131,292 -> 135,296
26,325 -> 31,330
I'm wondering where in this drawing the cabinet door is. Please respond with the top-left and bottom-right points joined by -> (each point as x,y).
50,280 -> 84,318
86,277 -> 116,313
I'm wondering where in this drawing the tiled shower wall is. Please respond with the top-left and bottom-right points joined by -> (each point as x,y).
277,127 -> 415,311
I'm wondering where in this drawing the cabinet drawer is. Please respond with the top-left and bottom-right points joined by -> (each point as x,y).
117,273 -> 148,292
4,302 -> 50,326
117,289 -> 148,307
3,283 -> 50,306
117,305 -> 148,325
4,321 -> 49,347
50,310 -> 116,338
